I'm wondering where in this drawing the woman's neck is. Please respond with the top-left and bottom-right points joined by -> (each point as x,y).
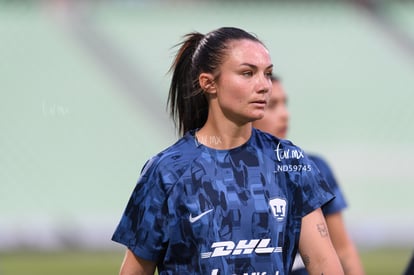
196,120 -> 252,150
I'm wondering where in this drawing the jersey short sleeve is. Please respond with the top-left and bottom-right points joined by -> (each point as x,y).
111,155 -> 169,261
308,154 -> 347,215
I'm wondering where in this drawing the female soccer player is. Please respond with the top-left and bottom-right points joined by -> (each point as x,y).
253,75 -> 364,275
112,27 -> 344,275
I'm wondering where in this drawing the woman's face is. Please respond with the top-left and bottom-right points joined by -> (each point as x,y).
253,81 -> 289,138
210,39 -> 273,125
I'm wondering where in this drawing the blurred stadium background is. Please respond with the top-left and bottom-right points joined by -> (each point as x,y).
1,0 -> 413,274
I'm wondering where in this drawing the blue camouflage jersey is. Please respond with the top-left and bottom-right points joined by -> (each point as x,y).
290,154 -> 347,275
112,128 -> 334,275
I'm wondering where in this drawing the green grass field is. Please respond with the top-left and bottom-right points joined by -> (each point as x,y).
0,247 -> 411,275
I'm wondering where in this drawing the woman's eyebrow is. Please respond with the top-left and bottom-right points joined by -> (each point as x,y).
240,63 -> 274,70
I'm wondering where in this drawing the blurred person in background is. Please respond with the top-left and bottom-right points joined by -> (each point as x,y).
253,75 -> 365,275
111,27 -> 344,275
403,251 -> 414,275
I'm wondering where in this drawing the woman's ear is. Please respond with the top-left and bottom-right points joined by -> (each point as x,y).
199,73 -> 216,94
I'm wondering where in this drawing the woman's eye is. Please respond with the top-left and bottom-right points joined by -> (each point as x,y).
242,71 -> 253,77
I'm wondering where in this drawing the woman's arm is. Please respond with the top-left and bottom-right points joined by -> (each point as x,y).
119,249 -> 157,275
299,208 -> 344,275
326,212 -> 365,275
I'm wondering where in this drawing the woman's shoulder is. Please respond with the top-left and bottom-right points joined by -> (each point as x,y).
253,128 -> 297,148
307,154 -> 332,172
141,132 -> 199,174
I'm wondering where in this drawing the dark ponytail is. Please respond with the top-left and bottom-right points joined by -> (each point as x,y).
168,27 -> 262,136
168,32 -> 207,136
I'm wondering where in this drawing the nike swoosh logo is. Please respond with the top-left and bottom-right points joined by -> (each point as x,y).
189,209 -> 213,223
